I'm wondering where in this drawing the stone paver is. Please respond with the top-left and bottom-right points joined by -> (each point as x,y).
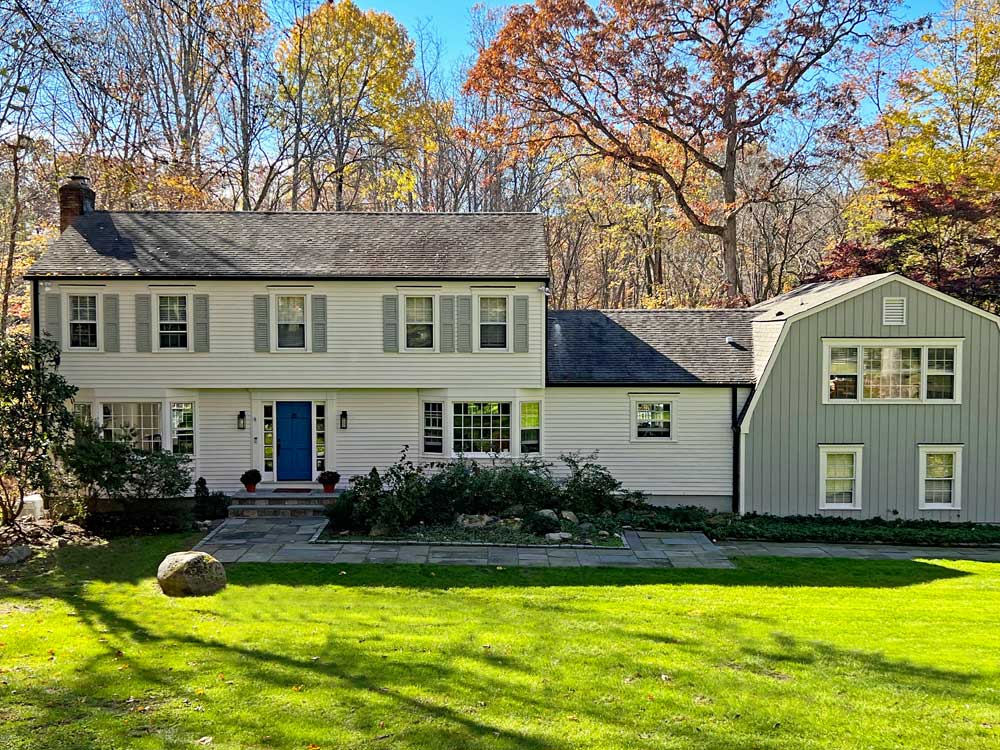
718,540 -> 1000,561
195,520 -> 739,568
195,520 -> 1000,568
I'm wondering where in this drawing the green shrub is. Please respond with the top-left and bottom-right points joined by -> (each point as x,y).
524,511 -> 561,535
192,479 -> 231,521
84,498 -> 196,537
324,493 -> 355,530
338,467 -> 385,533
617,506 -> 1000,546
558,452 -> 645,515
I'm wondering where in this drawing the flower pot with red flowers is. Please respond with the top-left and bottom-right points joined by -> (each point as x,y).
318,470 -> 341,494
240,469 -> 262,493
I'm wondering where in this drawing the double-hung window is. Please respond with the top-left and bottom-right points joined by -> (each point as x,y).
520,402 -> 541,454
478,297 -> 508,349
276,295 -> 306,349
405,296 -> 435,350
69,294 -> 99,349
919,445 -> 962,510
453,401 -> 511,455
171,402 -> 195,454
825,341 -> 960,403
158,295 -> 189,349
819,445 -> 863,510
422,402 -> 444,454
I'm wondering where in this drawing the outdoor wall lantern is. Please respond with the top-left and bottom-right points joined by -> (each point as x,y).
237,410 -> 247,430
339,410 -> 348,430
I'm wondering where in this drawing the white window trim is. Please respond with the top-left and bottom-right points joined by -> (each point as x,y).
169,401 -> 196,456
822,339 -> 963,405
819,444 -> 863,511
918,444 -> 963,510
153,292 -> 193,353
882,297 -> 907,326
420,400 -> 446,457
63,290 -> 103,352
449,399 -> 514,458
629,396 -> 675,443
270,292 -> 312,353
399,293 -> 439,353
94,398 -> 197,459
473,293 -> 512,353
519,400 -> 543,456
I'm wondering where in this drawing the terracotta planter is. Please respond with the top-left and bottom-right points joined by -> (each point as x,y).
322,484 -> 336,493
244,484 -> 257,493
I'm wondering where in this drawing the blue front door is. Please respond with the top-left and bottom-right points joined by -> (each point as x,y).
276,401 -> 312,481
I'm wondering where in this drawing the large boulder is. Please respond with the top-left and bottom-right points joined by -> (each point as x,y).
0,545 -> 31,565
157,551 -> 226,597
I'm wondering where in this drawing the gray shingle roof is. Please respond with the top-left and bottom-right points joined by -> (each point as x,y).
27,211 -> 548,279
546,309 -> 757,386
750,274 -> 895,321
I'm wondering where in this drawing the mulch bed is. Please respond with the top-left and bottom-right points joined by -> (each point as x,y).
0,518 -> 106,556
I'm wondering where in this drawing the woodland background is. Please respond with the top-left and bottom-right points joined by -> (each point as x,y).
1,0 -> 998,337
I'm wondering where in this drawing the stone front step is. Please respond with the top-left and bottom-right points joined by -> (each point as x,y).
236,495 -> 331,507
229,504 -> 327,518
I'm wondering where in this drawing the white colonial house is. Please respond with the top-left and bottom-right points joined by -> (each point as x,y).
26,177 -> 1000,522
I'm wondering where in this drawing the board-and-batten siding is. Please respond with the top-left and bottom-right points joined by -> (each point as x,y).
744,280 -> 1000,522
40,280 -> 545,390
544,387 -> 735,505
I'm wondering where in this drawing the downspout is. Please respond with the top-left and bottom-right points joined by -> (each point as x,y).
730,386 -> 739,513
732,385 -> 756,514
31,278 -> 40,341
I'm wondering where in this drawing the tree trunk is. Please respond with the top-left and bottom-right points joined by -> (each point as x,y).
0,137 -> 24,339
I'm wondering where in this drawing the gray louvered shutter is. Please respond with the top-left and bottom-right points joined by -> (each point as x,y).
103,294 -> 120,352
43,293 -> 62,348
253,295 -> 269,352
312,295 -> 327,352
135,294 -> 152,353
456,295 -> 472,353
382,295 -> 398,352
193,294 -> 210,352
439,295 -> 455,353
513,295 -> 529,353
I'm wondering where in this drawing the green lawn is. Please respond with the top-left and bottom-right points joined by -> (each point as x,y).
1,536 -> 998,750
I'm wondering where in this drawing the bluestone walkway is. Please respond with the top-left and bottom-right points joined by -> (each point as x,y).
194,519 -> 1000,567
193,518 -> 734,568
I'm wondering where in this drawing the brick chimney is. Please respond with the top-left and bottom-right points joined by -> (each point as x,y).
58,175 -> 96,232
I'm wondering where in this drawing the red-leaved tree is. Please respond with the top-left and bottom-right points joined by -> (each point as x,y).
813,181 -> 1000,311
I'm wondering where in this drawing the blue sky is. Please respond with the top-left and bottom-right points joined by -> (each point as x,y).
355,0 -> 949,71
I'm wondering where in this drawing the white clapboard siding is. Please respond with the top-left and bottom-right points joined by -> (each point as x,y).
40,280 -> 545,390
333,390 -> 420,481
196,390 -> 254,491
543,387 -> 735,497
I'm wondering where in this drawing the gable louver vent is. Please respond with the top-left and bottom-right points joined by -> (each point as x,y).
882,297 -> 906,326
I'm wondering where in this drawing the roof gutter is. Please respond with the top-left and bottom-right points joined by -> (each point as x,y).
24,273 -> 552,282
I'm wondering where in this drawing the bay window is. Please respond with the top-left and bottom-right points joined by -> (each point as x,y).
825,341 -> 960,403
103,402 -> 162,452
520,402 -> 540,454
453,401 -> 511,455
171,402 -> 195,454
422,402 -> 444,454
